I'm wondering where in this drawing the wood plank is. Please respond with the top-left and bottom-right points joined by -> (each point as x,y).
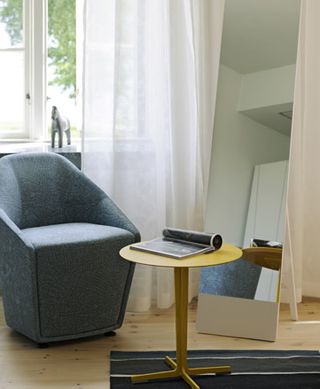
1,298 -> 320,389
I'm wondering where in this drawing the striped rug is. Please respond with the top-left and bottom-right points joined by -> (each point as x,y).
110,349 -> 320,388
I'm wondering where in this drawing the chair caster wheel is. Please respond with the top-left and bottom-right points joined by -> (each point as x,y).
104,331 -> 116,337
38,342 -> 49,348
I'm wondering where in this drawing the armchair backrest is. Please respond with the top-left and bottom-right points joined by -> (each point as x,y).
0,152 -> 105,229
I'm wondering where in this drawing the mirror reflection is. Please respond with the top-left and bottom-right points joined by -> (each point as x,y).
197,0 -> 301,341
206,0 -> 300,246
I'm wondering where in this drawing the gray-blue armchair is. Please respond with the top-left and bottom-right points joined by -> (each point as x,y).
0,152 -> 140,345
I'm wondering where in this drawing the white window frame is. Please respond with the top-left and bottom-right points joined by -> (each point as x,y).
28,0 -> 47,140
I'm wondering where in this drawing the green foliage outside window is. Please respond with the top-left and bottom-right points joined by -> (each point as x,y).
0,0 -> 76,99
0,0 -> 22,45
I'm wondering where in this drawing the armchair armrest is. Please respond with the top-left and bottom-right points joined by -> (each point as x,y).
88,196 -> 141,242
0,209 -> 35,294
0,209 -> 34,253
61,166 -> 141,242
0,209 -> 40,340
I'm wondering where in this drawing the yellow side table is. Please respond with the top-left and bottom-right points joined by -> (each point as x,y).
120,243 -> 242,389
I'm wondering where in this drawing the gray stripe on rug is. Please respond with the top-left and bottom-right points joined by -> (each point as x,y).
110,350 -> 320,388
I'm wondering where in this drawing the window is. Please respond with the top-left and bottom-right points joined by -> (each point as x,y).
0,0 -> 27,138
47,0 -> 79,140
0,0 -> 78,141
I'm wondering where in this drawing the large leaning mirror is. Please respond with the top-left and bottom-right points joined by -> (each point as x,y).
197,0 -> 301,341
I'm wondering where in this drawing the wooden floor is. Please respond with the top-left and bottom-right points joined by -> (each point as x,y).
0,297 -> 320,388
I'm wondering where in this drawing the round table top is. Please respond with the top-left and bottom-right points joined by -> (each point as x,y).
120,243 -> 242,268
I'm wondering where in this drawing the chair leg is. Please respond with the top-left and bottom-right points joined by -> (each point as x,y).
37,342 -> 49,348
104,331 -> 116,337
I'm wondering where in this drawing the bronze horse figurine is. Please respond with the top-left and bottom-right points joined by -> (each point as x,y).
51,106 -> 71,148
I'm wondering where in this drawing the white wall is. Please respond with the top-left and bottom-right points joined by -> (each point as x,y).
205,65 -> 291,246
238,64 -> 296,111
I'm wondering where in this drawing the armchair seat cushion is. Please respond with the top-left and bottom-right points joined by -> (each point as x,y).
22,222 -> 134,248
19,223 -> 135,339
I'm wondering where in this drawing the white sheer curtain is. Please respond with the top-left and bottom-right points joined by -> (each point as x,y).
285,0 -> 320,300
82,0 -> 224,311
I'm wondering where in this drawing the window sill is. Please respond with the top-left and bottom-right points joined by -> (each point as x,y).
0,141 -> 82,169
0,140 -> 81,152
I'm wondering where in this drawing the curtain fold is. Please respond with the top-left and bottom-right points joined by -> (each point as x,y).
82,0 -> 224,311
285,0 -> 320,299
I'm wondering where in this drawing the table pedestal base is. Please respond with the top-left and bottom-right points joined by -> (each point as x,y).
131,268 -> 231,389
131,356 -> 230,389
